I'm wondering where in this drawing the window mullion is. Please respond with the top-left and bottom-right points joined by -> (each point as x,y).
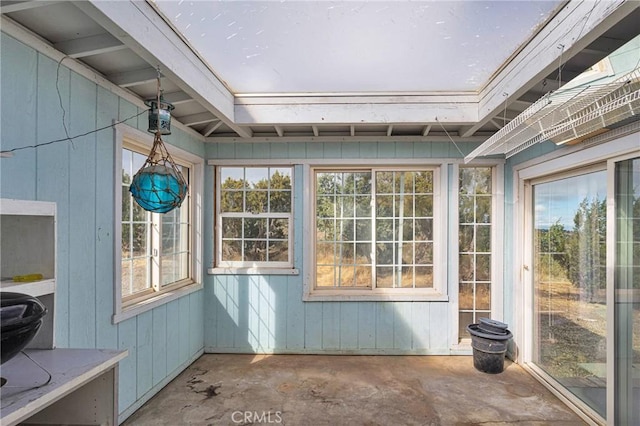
371,171 -> 377,289
151,213 -> 161,291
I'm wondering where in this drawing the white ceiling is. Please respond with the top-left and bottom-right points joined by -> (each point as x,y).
2,0 -> 638,140
154,0 -> 562,94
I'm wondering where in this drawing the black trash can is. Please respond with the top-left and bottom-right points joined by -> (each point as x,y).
467,319 -> 512,374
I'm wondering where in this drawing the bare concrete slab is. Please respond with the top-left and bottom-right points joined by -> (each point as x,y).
123,354 -> 586,425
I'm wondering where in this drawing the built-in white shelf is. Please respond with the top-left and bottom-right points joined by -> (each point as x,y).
0,349 -> 127,426
1,198 -> 57,349
0,278 -> 55,298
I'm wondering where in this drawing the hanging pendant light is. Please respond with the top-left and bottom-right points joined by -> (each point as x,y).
130,67 -> 188,214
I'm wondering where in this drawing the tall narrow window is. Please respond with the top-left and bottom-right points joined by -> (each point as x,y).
121,145 -> 192,303
458,167 -> 493,338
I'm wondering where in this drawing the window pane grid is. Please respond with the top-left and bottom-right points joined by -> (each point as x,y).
458,168 -> 492,339
315,169 -> 433,290
219,167 -> 292,266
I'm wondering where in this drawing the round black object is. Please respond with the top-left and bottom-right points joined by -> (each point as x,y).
467,324 -> 513,374
1,292 -> 47,365
478,317 -> 509,335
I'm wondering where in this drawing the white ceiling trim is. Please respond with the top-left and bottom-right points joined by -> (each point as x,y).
75,0 -> 252,138
234,100 -> 478,126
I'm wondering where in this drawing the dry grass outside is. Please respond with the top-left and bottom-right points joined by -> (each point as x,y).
535,277 -> 640,380
315,253 -> 433,288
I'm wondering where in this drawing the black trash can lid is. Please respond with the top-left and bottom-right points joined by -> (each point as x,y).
479,317 -> 508,329
477,318 -> 509,335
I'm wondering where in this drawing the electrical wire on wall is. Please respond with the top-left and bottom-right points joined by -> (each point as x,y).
0,56 -> 147,158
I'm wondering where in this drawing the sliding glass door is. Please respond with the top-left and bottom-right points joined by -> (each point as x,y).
532,168 -> 608,418
613,157 -> 640,425
527,154 -> 640,424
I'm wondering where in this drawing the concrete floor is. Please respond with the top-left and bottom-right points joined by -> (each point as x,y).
123,354 -> 586,425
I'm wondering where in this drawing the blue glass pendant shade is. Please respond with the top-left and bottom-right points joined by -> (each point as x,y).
130,164 -> 187,213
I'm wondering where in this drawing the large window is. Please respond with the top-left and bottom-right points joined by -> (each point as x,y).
215,166 -> 293,269
312,167 -> 441,297
114,124 -> 202,322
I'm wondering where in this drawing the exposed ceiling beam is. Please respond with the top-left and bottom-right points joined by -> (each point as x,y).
350,125 -> 355,137
583,35 -> 630,55
0,0 -> 61,13
387,125 -> 394,137
489,119 -> 502,129
75,0 -> 251,138
161,91 -> 193,105
178,112 -> 217,127
421,125 -> 432,137
203,120 -> 223,137
312,125 -> 319,137
274,125 -> 284,137
53,33 -> 126,58
108,67 -> 159,88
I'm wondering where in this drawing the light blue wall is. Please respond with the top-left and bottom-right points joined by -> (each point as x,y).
0,33 -> 205,419
204,141 -> 481,354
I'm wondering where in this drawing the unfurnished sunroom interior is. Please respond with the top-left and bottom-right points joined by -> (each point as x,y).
0,0 -> 639,425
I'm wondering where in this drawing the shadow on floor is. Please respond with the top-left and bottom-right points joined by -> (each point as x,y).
123,354 -> 586,426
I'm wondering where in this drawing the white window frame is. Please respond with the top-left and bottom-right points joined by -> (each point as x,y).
113,123 -> 203,324
304,164 -> 447,301
209,164 -> 297,275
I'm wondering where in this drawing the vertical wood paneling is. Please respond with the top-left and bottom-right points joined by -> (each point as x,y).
321,303 -> 340,349
429,302 -> 449,350
0,34 -> 37,199
152,305 -> 167,387
217,143 -> 235,159
203,283 -> 218,349
306,141 -> 323,158
288,143 -> 306,158
136,311 -> 153,398
415,142 -> 432,158
285,277 -> 304,350
430,142 -> 450,157
4,36 -> 205,419
359,142 -> 377,159
251,142 -> 269,159
269,142 -> 287,159
95,86 -> 119,350
68,72 -> 97,348
304,302 -> 322,350
165,300 -> 181,373
340,142 -> 359,159
393,302 -> 413,349
34,54 -> 71,348
357,302 -> 376,349
189,292 -> 204,356
271,279 -> 287,350
411,303 -> 430,350
214,277 -> 235,348
395,142 -> 414,158
179,295 -> 191,364
376,141 -> 395,159
375,303 -> 395,349
117,318 -> 137,410
339,302 -> 358,350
